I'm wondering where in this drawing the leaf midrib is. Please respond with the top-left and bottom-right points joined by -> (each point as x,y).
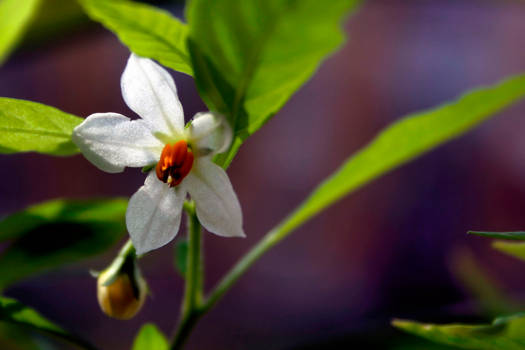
230,2 -> 295,129
0,127 -> 71,138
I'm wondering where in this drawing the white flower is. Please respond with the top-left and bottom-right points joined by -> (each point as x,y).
72,54 -> 245,255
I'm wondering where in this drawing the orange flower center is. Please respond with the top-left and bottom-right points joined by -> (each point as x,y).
155,140 -> 194,187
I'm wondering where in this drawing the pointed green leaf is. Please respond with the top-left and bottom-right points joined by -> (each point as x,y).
174,239 -> 188,278
0,0 -> 41,65
79,0 -> 192,75
468,231 -> 525,241
393,313 -> 525,350
270,74 -> 525,240
132,323 -> 168,350
0,296 -> 96,349
0,98 -> 82,155
0,198 -> 128,288
187,0 -> 361,167
492,241 -> 525,261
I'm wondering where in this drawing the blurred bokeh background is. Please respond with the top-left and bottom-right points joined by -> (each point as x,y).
1,0 -> 525,349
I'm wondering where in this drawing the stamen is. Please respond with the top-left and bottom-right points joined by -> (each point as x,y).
156,141 -> 193,187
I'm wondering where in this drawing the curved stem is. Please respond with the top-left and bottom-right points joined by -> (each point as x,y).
200,227 -> 282,314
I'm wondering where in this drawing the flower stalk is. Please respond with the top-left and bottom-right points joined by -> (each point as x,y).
171,201 -> 205,349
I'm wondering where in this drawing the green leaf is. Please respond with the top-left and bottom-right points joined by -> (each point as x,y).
393,313 -> 525,350
187,0 -> 361,167
0,98 -> 82,155
0,296 -> 96,349
174,239 -> 188,278
271,74 -> 525,239
0,198 -> 128,289
492,241 -> 525,261
79,0 -> 192,75
132,323 -> 168,350
468,231 -> 525,241
0,0 -> 41,65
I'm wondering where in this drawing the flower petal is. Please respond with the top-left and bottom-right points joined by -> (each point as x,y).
72,113 -> 163,173
188,112 -> 233,157
185,159 -> 245,238
121,54 -> 184,136
126,172 -> 186,255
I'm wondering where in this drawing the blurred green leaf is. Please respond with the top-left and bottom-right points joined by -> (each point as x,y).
270,74 -> 525,239
449,248 -> 516,317
0,323 -> 41,350
0,0 -> 41,65
23,0 -> 89,46
0,296 -> 96,349
132,323 -> 168,350
174,239 -> 188,278
492,241 -> 525,261
79,0 -> 192,75
468,231 -> 525,241
0,198 -> 128,288
187,0 -> 361,167
393,313 -> 525,350
0,98 -> 82,156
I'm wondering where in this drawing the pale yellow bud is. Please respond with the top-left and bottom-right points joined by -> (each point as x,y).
95,242 -> 147,320
97,269 -> 147,320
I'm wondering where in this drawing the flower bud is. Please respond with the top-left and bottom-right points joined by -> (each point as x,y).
96,244 -> 147,320
188,112 -> 232,156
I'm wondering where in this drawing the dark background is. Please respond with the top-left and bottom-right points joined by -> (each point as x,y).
1,0 -> 525,349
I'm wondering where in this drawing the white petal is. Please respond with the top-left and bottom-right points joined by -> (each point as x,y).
185,159 -> 245,238
121,54 -> 184,136
72,113 -> 163,173
188,112 -> 233,156
126,172 -> 186,255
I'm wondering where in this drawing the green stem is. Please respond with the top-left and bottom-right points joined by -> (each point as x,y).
169,205 -> 303,348
171,202 -> 203,349
118,239 -> 135,259
200,226 -> 283,314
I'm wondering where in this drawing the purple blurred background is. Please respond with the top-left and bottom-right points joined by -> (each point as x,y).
1,0 -> 525,349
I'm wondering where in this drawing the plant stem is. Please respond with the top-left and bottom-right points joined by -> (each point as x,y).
171,202 -> 203,349
200,227 -> 282,314
169,205 -> 303,348
119,239 -> 135,258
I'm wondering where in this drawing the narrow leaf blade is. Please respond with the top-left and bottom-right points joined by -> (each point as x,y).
393,313 -> 525,350
79,0 -> 192,75
0,198 -> 128,288
468,231 -> 525,241
273,74 -> 525,238
132,323 -> 168,350
0,296 -> 96,349
0,0 -> 41,65
0,98 -> 82,155
187,0 -> 361,167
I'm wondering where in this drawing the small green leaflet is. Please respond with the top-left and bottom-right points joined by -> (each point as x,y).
0,198 -> 128,289
393,313 -> 525,350
0,296 -> 96,350
0,0 -> 41,65
174,239 -> 188,278
0,98 -> 82,155
79,0 -> 192,75
132,323 -> 168,350
187,0 -> 361,167
468,231 -> 525,240
270,74 -> 525,240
